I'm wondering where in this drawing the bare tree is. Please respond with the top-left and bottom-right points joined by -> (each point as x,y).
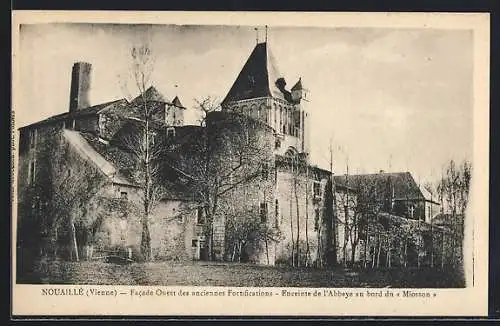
436,159 -> 472,269
39,129 -> 107,261
424,182 -> 436,268
162,100 -> 273,261
119,43 -> 162,261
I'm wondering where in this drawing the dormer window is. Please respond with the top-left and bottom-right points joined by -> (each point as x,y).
259,202 -> 268,223
313,181 -> 323,199
166,127 -> 175,139
98,114 -> 107,134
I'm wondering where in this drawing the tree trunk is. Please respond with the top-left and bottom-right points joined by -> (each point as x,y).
364,226 -> 369,269
351,243 -> 356,266
304,170 -> 311,266
71,221 -> 79,262
265,237 -> 269,265
141,217 -> 152,261
294,177 -> 300,267
231,243 -> 237,262
441,232 -> 446,269
376,234 -> 382,268
404,238 -> 408,268
290,179 -> 295,267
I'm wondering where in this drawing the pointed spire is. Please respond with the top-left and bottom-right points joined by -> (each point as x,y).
172,96 -> 186,109
291,77 -> 303,91
131,86 -> 168,105
221,41 -> 287,105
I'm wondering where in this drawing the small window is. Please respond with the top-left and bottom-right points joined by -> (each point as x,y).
313,181 -> 322,199
166,127 -> 175,139
275,139 -> 281,149
192,239 -> 198,248
176,215 -> 184,223
259,202 -> 268,223
29,161 -> 36,184
120,192 -> 128,200
29,129 -> 37,149
196,207 -> 205,224
98,114 -> 107,133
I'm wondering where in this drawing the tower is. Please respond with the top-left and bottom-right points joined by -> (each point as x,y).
69,62 -> 92,113
291,77 -> 310,154
221,41 -> 310,156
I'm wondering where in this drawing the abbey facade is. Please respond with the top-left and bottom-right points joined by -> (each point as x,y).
18,41 -> 438,268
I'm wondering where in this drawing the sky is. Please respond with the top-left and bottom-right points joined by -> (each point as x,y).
17,23 -> 473,185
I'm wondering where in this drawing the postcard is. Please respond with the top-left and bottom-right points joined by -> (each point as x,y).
11,11 -> 490,316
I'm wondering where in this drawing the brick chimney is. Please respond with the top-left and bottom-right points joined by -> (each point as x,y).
69,62 -> 92,113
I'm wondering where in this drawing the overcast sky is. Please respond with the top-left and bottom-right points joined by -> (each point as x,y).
17,23 -> 473,185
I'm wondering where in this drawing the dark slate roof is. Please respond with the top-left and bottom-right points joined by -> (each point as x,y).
333,172 -> 425,201
80,129 -> 196,201
221,42 -> 290,105
130,86 -> 170,105
171,96 -> 186,109
19,99 -> 128,130
291,77 -> 303,91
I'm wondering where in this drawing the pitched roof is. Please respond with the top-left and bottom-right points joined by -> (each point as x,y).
20,99 -> 128,130
171,96 -> 186,109
62,129 -> 135,186
221,42 -> 290,105
333,172 -> 426,201
291,77 -> 303,91
130,86 -> 170,105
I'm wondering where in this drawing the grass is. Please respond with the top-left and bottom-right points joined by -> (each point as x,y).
17,259 -> 465,288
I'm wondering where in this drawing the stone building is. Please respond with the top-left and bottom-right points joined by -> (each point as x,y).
17,41 -> 360,268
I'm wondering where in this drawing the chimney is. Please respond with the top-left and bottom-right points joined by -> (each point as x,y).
69,62 -> 92,113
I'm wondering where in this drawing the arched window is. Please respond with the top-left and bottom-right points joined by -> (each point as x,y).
285,146 -> 299,158
274,103 -> 278,130
250,104 -> 257,119
280,106 -> 285,134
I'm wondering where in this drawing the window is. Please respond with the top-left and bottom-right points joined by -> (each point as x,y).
274,199 -> 279,227
196,207 -> 205,225
176,214 -> 184,223
192,239 -> 198,248
29,160 -> 36,185
98,114 -> 107,134
29,129 -> 37,149
261,162 -> 269,180
120,192 -> 128,200
313,181 -> 322,199
166,127 -> 175,139
275,139 -> 281,149
408,205 -> 415,219
259,202 -> 268,223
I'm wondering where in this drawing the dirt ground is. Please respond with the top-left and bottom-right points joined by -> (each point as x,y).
17,259 -> 465,288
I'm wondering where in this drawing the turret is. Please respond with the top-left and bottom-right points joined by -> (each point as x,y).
291,77 -> 309,103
